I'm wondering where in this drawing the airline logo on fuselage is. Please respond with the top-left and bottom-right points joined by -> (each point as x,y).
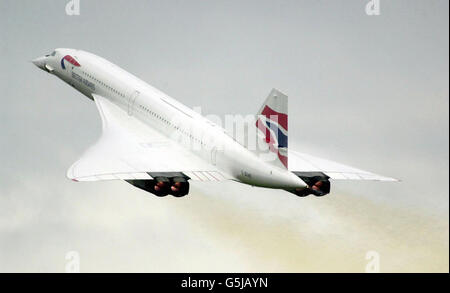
61,55 -> 80,69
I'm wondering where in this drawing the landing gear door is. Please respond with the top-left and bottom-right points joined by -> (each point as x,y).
127,90 -> 140,115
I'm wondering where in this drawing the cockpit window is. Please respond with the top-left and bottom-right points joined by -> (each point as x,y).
45,51 -> 56,57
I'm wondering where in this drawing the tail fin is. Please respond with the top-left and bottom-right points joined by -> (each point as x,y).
255,89 -> 288,169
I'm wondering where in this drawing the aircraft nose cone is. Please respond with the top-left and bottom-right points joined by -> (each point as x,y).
32,56 -> 46,70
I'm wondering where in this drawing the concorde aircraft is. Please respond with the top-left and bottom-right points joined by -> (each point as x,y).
32,49 -> 396,197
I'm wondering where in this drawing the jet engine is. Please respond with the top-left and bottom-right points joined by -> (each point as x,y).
126,173 -> 190,197
291,172 -> 331,197
169,177 -> 190,197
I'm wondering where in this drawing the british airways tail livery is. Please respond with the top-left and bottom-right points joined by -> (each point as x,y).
255,89 -> 289,170
32,48 -> 397,198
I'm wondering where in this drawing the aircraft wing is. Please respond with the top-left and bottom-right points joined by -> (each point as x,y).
67,94 -> 231,182
288,150 -> 398,181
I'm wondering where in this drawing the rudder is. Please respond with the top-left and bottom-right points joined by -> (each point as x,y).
255,89 -> 288,169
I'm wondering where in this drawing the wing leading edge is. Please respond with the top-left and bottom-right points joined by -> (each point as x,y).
67,94 -> 231,182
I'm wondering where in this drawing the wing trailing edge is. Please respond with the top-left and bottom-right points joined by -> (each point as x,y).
288,150 -> 398,181
67,94 -> 232,182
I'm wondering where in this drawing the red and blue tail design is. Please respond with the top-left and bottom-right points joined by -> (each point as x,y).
255,89 -> 289,169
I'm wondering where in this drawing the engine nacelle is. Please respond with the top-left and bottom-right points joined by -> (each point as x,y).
169,177 -> 190,197
291,172 -> 331,197
126,173 -> 190,197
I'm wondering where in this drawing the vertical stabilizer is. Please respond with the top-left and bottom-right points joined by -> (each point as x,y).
254,89 -> 288,169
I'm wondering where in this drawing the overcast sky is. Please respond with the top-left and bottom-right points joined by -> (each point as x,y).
0,0 -> 448,272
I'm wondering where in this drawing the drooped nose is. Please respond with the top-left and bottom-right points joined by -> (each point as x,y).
32,56 -> 47,70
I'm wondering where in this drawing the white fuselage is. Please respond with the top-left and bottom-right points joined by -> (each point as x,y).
36,48 -> 307,190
